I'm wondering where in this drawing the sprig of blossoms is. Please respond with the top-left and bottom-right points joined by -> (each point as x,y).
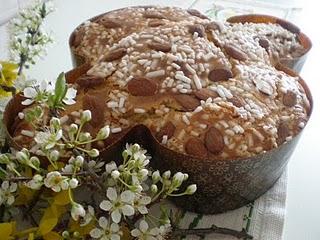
9,0 -> 54,75
0,107 -> 196,240
88,143 -> 196,240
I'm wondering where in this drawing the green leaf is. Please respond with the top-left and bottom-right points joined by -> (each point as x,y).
53,72 -> 67,106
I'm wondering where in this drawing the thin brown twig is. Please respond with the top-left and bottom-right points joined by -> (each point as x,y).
172,225 -> 253,239
6,171 -> 90,182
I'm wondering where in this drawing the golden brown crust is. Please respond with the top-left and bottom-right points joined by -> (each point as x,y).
13,7 -> 311,161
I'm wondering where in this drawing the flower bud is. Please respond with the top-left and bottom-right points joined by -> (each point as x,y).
50,117 -> 61,130
173,172 -> 184,184
183,173 -> 189,181
69,178 -> 79,189
162,170 -> 171,179
151,184 -> 158,194
71,203 -> 86,221
30,156 -> 40,168
69,123 -> 78,133
132,143 -> 140,153
62,231 -> 70,238
81,110 -> 92,123
139,169 -> 149,179
0,154 -> 10,164
111,170 -> 120,179
152,170 -> 161,183
88,149 -> 99,158
185,184 -> 197,195
96,126 -> 110,140
79,132 -> 91,142
122,150 -> 129,160
61,179 -> 69,190
16,150 -> 29,164
75,156 -> 84,166
49,150 -> 59,162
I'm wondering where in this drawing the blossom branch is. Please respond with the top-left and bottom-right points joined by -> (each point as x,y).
5,171 -> 90,182
172,225 -> 253,239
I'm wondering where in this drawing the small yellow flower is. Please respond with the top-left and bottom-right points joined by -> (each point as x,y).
0,61 -> 18,97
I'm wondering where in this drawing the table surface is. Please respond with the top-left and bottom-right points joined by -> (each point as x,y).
1,0 -> 319,239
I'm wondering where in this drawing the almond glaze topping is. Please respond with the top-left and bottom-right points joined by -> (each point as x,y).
185,137 -> 208,158
156,121 -> 176,141
103,48 -> 127,62
148,19 -> 165,27
127,77 -> 158,96
258,37 -> 270,50
144,11 -> 166,19
204,127 -> 225,154
76,75 -> 104,88
224,44 -> 248,61
194,88 -> 218,101
174,94 -> 201,111
148,42 -> 172,52
208,68 -> 233,82
228,96 -> 245,108
97,17 -> 122,28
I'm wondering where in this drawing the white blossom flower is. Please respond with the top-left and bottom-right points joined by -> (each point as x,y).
90,217 -> 122,240
80,205 -> 95,226
44,171 -> 69,192
0,181 -> 17,206
105,161 -> 117,174
35,129 -> 62,150
21,80 -> 49,105
71,202 -> 86,221
26,174 -> 43,190
63,87 -> 77,105
133,195 -> 151,215
125,144 -> 150,168
131,220 -> 170,240
99,187 -> 135,223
